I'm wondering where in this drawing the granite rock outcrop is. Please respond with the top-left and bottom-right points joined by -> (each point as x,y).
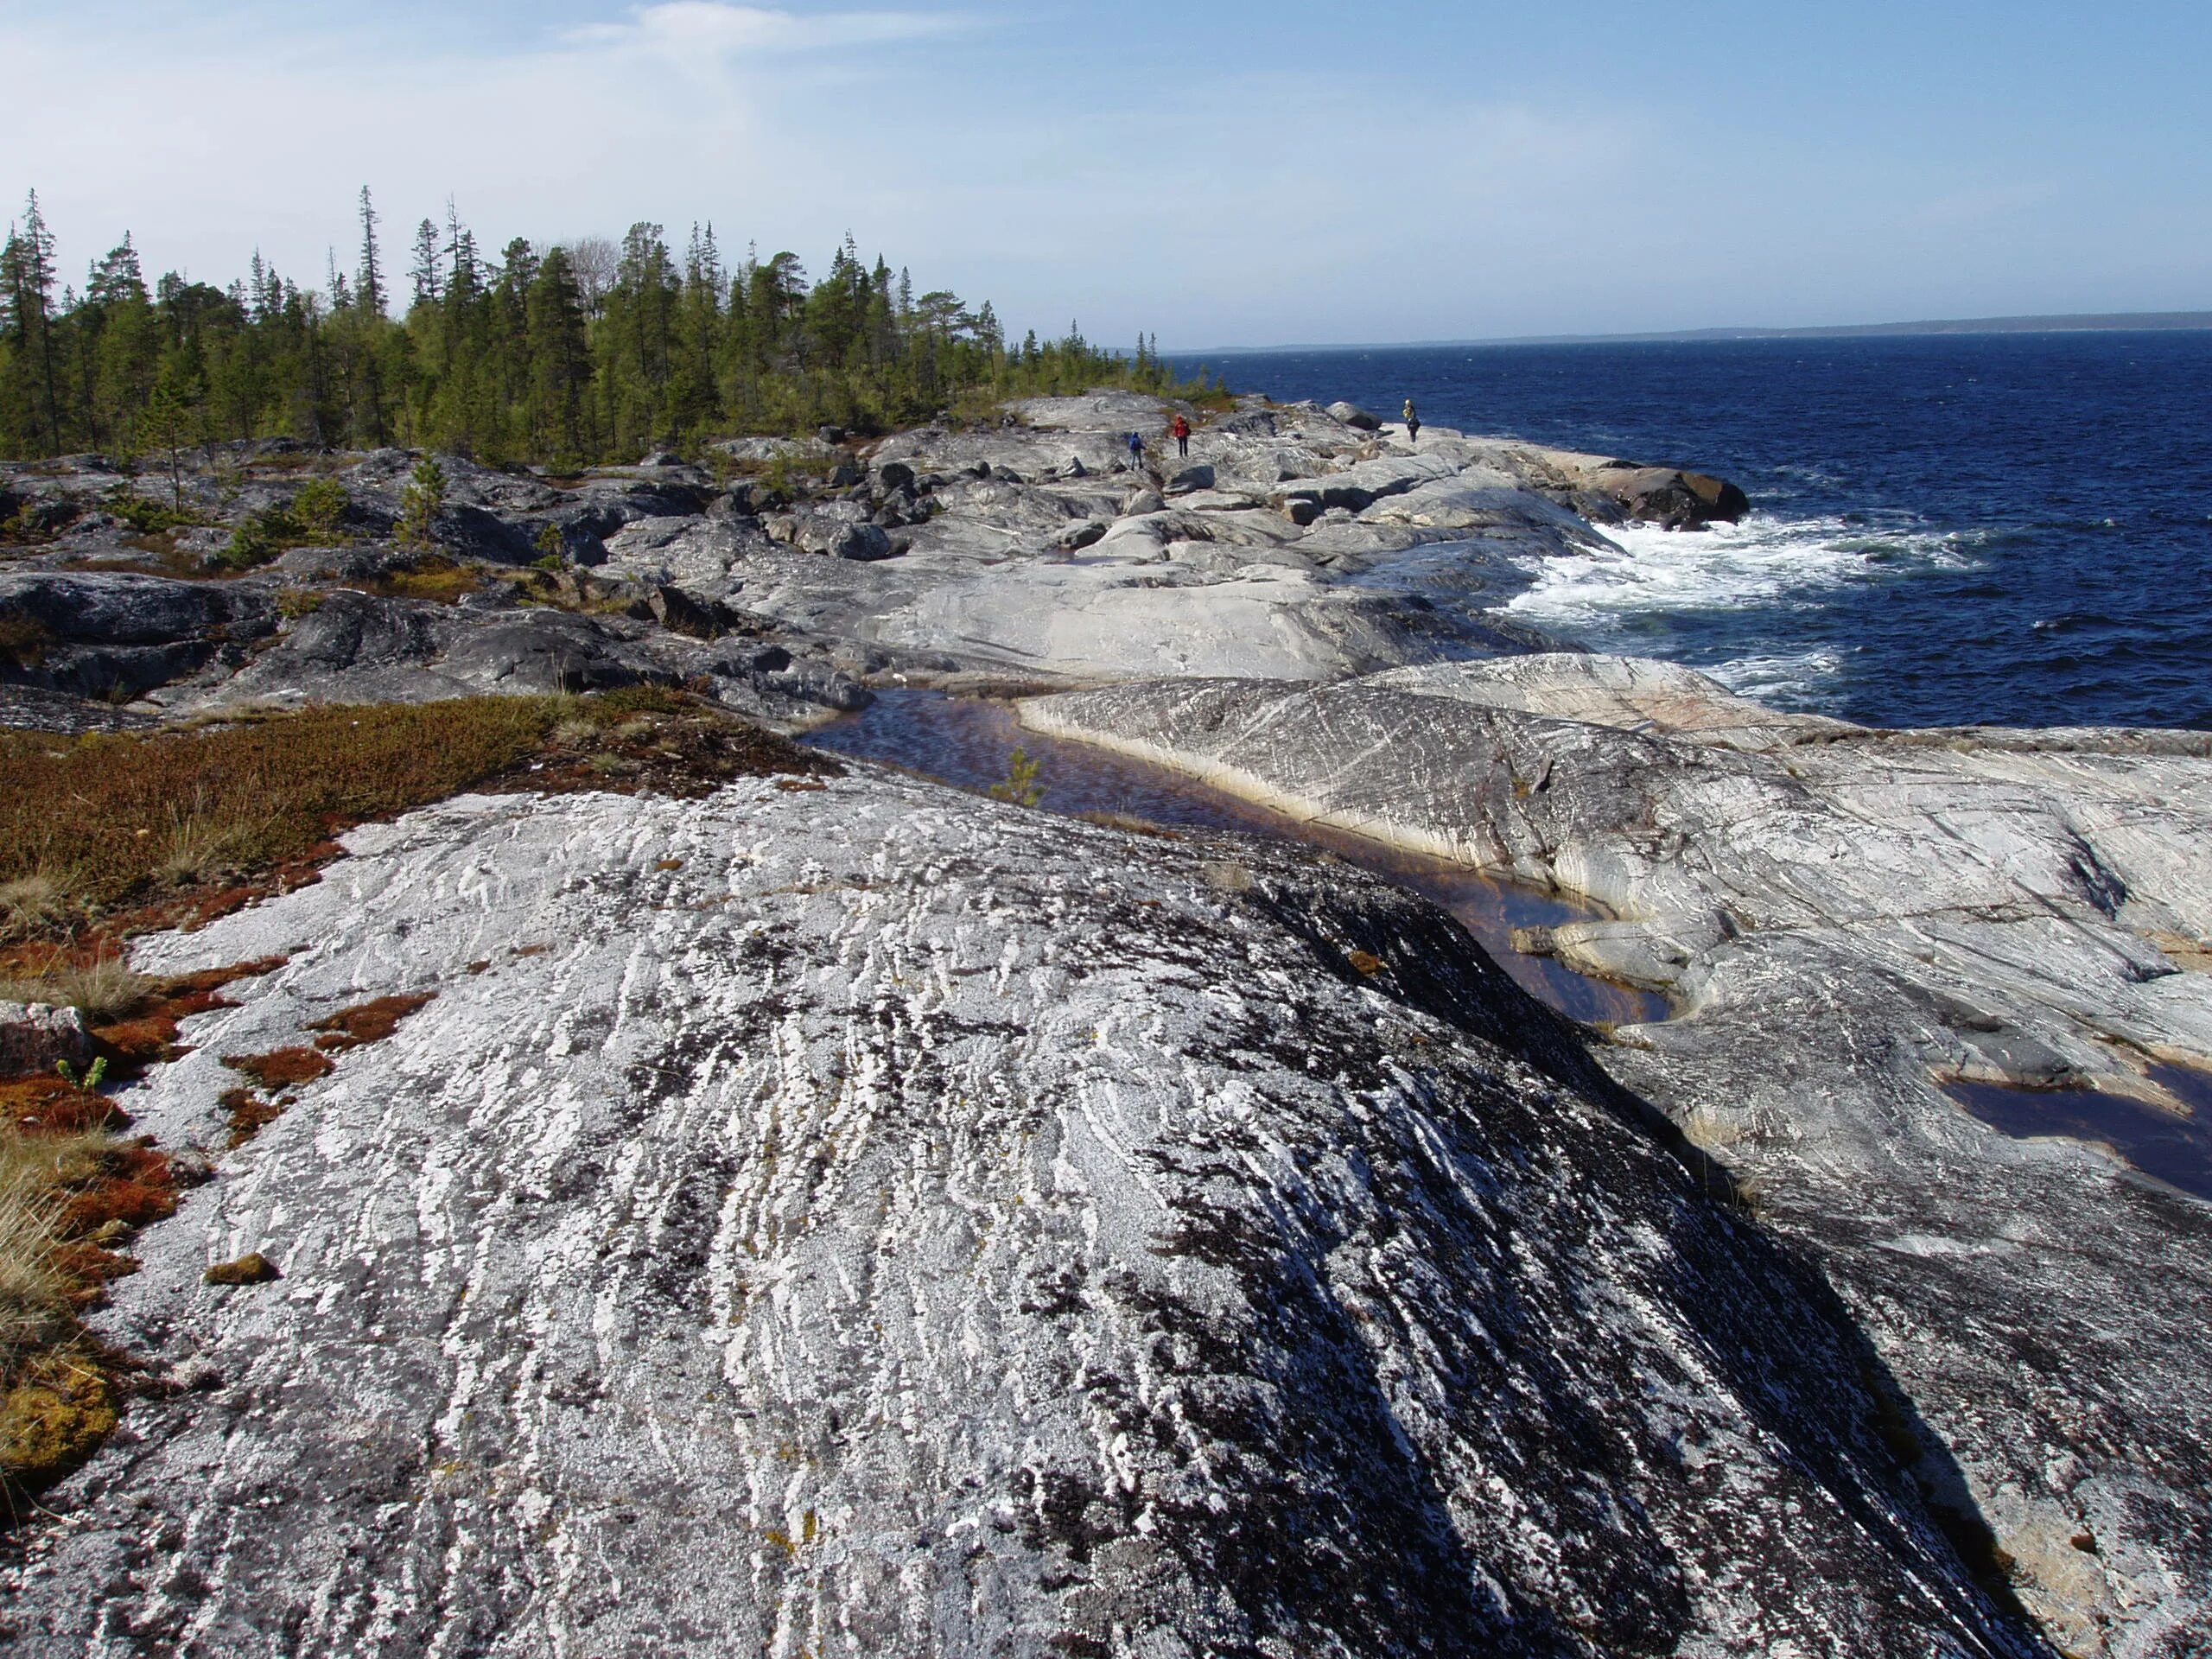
1,395 -> 1742,728
0,770 -> 2042,1657
1021,654 -> 2212,1655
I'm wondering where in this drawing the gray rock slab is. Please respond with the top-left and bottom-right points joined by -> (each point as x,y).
0,773 -> 2037,1656
1020,655 -> 2212,1652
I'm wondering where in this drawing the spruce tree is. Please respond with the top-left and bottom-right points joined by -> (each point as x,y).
3,194 -> 64,452
409,219 -> 443,307
356,187 -> 386,316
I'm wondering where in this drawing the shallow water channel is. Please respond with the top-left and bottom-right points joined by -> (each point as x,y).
802,689 -> 1667,1027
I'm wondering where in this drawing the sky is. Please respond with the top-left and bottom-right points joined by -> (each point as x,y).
3,0 -> 2209,348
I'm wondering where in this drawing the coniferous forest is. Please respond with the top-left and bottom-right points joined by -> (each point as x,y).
0,189 -> 1215,467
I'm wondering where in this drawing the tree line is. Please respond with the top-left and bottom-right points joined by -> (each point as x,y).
0,189 -> 1217,468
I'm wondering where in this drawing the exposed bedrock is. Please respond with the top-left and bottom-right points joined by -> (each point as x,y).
0,772 -> 2038,1656
1022,653 -> 2212,1655
2,395 -> 1753,725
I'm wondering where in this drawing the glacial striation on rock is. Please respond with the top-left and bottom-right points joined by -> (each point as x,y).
0,769 -> 2040,1657
1021,653 -> 2212,1655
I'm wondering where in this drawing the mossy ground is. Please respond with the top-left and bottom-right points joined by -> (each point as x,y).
0,686 -> 833,1509
0,685 -> 832,938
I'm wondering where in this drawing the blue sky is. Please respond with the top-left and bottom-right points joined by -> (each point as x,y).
4,1 -> 2208,346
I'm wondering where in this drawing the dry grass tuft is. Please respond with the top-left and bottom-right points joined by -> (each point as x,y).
0,1178 -> 72,1367
356,556 -> 483,606
1076,810 -> 1182,840
0,874 -> 67,941
0,1120 -> 148,1500
0,957 -> 156,1026
1677,1103 -> 1751,1153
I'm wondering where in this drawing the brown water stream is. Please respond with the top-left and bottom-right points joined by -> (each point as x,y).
803,690 -> 1667,1027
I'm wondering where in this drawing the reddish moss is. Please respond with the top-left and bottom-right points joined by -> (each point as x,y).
219,1086 -> 286,1148
220,1046 -> 334,1093
307,992 -> 435,1053
56,1148 -> 176,1235
0,1075 -> 124,1135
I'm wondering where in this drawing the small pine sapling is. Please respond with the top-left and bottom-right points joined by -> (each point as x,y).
397,457 -> 448,549
989,746 -> 1043,808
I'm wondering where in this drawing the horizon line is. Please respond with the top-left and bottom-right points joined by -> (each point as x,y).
1160,308 -> 2212,357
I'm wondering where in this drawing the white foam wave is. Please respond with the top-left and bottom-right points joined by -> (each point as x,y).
1704,649 -> 1847,705
1505,512 -> 1965,633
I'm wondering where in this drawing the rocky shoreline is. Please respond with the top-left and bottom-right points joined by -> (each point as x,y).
2,394 -> 2202,1656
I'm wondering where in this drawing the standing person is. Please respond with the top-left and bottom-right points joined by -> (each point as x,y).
1403,399 -> 1421,445
1171,413 -> 1192,459
1126,429 -> 1145,470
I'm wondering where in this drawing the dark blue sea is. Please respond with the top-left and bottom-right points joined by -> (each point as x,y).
1176,333 -> 2212,730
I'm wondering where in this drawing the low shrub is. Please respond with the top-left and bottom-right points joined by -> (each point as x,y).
218,505 -> 304,571
101,491 -> 205,537
0,613 -> 52,672
362,556 -> 481,605
290,478 -> 349,539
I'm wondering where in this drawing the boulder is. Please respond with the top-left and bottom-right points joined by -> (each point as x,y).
874,461 -> 917,493
1327,400 -> 1382,430
0,570 -> 276,701
828,524 -> 897,563
0,1001 -> 92,1076
1164,462 -> 1217,495
439,613 -> 666,695
1597,465 -> 1751,530
644,582 -> 724,639
0,570 -> 268,648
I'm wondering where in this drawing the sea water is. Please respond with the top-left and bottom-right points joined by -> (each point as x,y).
1182,331 -> 2212,729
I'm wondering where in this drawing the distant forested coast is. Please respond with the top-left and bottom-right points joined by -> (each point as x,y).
0,189 -> 1213,467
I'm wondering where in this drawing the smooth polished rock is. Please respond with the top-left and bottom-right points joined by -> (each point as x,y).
0,770 -> 2038,1656
1020,654 -> 2212,1653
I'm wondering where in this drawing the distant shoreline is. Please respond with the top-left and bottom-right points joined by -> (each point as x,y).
1173,310 -> 2212,355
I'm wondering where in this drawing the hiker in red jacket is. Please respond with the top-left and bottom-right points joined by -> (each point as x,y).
1171,413 -> 1192,459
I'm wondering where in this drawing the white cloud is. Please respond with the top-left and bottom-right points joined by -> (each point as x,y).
0,8 -> 1656,344
10,4 -> 2190,343
562,3 -> 963,57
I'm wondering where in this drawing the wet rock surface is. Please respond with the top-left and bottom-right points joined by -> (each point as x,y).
0,772 -> 2039,1656
1024,654 -> 2212,1654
